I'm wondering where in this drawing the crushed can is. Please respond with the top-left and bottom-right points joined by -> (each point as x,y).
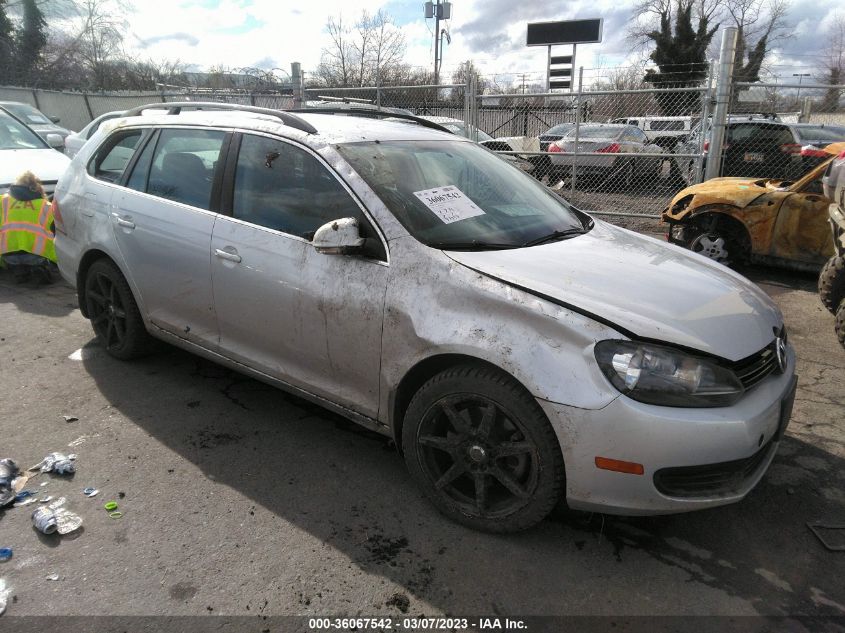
32,506 -> 58,535
0,459 -> 20,507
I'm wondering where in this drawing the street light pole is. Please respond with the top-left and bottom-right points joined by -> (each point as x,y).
793,73 -> 811,102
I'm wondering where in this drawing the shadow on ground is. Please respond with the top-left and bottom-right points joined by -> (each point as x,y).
80,338 -> 845,619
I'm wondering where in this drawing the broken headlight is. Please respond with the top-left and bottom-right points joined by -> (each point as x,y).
594,340 -> 744,408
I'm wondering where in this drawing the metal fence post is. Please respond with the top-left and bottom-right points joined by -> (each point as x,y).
82,93 -> 94,121
291,62 -> 303,109
570,67 -> 583,198
705,27 -> 737,181
800,97 -> 812,123
470,72 -> 479,142
694,61 -> 715,184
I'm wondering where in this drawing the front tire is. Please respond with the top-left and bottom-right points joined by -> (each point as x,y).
818,255 -> 845,314
84,259 -> 152,360
835,302 -> 845,350
402,364 -> 565,533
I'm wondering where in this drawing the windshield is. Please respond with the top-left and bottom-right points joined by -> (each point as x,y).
563,125 -> 623,140
338,140 -> 586,249
3,103 -> 51,125
544,124 -> 574,135
795,125 -> 845,142
0,111 -> 48,150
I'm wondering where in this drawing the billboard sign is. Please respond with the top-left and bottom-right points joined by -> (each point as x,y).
526,19 -> 603,46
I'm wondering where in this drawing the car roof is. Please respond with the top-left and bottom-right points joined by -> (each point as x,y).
107,109 -> 461,145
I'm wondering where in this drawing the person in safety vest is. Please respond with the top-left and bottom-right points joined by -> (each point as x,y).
0,171 -> 56,284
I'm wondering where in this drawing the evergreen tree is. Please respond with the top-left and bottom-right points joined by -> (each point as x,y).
0,0 -> 15,84
16,0 -> 47,85
643,0 -> 718,115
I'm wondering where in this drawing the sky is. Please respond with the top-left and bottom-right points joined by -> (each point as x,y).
122,0 -> 845,87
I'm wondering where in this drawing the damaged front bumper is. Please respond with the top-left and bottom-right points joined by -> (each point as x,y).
537,346 -> 797,516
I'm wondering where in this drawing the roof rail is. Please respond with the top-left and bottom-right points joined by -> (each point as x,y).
122,101 -> 318,135
291,107 -> 453,134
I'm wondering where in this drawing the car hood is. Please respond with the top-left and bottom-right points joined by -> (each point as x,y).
665,177 -> 779,214
444,221 -> 781,361
0,148 -> 70,185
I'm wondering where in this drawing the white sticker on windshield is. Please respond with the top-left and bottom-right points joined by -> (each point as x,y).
413,185 -> 485,224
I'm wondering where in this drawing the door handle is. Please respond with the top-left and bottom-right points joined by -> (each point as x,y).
215,248 -> 242,263
111,213 -> 135,229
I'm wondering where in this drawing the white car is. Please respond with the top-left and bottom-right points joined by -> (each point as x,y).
0,109 -> 70,197
54,102 -> 795,533
64,111 -> 125,158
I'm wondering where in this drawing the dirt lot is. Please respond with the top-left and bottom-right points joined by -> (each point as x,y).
0,225 -> 843,632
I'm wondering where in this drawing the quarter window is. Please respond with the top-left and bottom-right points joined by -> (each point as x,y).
88,130 -> 144,183
231,134 -> 363,239
146,129 -> 226,210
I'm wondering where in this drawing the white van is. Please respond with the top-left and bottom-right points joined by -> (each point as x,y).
609,116 -> 695,149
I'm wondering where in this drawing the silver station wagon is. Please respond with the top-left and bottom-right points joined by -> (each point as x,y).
53,103 -> 797,533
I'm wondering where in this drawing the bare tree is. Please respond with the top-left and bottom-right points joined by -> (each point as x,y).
725,0 -> 790,83
819,13 -> 845,111
316,9 -> 407,87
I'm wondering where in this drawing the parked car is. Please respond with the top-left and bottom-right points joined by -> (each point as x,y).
662,142 -> 845,270
548,124 -> 664,187
609,116 -> 695,150
819,151 -> 845,347
0,109 -> 71,198
64,110 -> 125,158
0,101 -> 71,149
417,115 -> 534,171
674,118 -> 845,185
534,123 -> 576,179
55,102 -> 795,532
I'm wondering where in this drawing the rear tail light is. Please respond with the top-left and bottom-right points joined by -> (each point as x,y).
780,143 -> 802,154
801,145 -> 828,158
838,150 -> 845,159
703,141 -> 709,152
548,142 -> 562,153
51,199 -> 64,235
596,143 -> 620,154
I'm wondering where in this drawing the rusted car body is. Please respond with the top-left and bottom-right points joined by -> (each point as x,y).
662,143 -> 845,271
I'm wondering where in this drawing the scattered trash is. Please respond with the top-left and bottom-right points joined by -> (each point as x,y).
68,347 -> 99,361
104,501 -> 118,512
0,459 -> 20,507
108,511 -> 123,520
807,523 -> 845,552
31,498 -> 83,535
39,496 -> 53,503
31,453 -> 76,476
13,497 -> 37,508
14,491 -> 34,502
39,482 -> 48,487
118,492 -> 125,499
0,549 -> 11,562
83,488 -> 98,498
0,578 -> 11,615
45,573 -> 59,581
68,435 -> 99,448
62,415 -> 78,423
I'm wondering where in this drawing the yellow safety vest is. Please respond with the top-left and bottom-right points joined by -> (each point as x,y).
0,194 -> 56,263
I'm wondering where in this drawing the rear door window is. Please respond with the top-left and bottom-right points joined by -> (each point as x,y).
88,130 -> 145,183
146,129 -> 227,210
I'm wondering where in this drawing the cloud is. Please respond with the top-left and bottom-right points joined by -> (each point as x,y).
138,32 -> 200,48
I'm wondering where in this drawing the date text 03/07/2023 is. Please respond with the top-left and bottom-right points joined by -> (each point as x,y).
307,616 -> 528,630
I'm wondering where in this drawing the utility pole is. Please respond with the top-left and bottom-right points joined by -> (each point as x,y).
793,73 -> 810,102
425,1 -> 452,84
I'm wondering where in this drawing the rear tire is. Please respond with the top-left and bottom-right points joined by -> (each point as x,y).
818,255 -> 845,314
835,302 -> 845,350
402,364 -> 565,533
84,259 -> 152,360
683,214 -> 750,267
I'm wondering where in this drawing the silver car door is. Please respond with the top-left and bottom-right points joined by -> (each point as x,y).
210,133 -> 389,418
110,127 -> 229,348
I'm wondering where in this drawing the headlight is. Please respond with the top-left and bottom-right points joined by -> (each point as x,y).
594,340 -> 744,408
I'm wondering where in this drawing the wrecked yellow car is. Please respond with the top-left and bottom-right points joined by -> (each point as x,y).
662,143 -> 845,270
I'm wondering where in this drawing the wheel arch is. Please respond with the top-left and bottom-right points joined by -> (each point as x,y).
388,354 -> 538,454
75,249 -> 136,318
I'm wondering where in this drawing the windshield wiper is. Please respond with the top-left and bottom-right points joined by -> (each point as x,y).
521,228 -> 586,247
431,240 -> 519,251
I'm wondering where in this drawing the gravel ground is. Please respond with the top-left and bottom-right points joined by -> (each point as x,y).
0,224 -> 843,632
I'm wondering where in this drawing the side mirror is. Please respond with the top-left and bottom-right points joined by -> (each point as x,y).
49,115 -> 61,124
45,133 -> 64,150
313,217 -> 365,255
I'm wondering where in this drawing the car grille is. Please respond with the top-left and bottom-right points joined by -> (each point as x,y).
730,330 -> 785,391
653,440 -> 774,498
